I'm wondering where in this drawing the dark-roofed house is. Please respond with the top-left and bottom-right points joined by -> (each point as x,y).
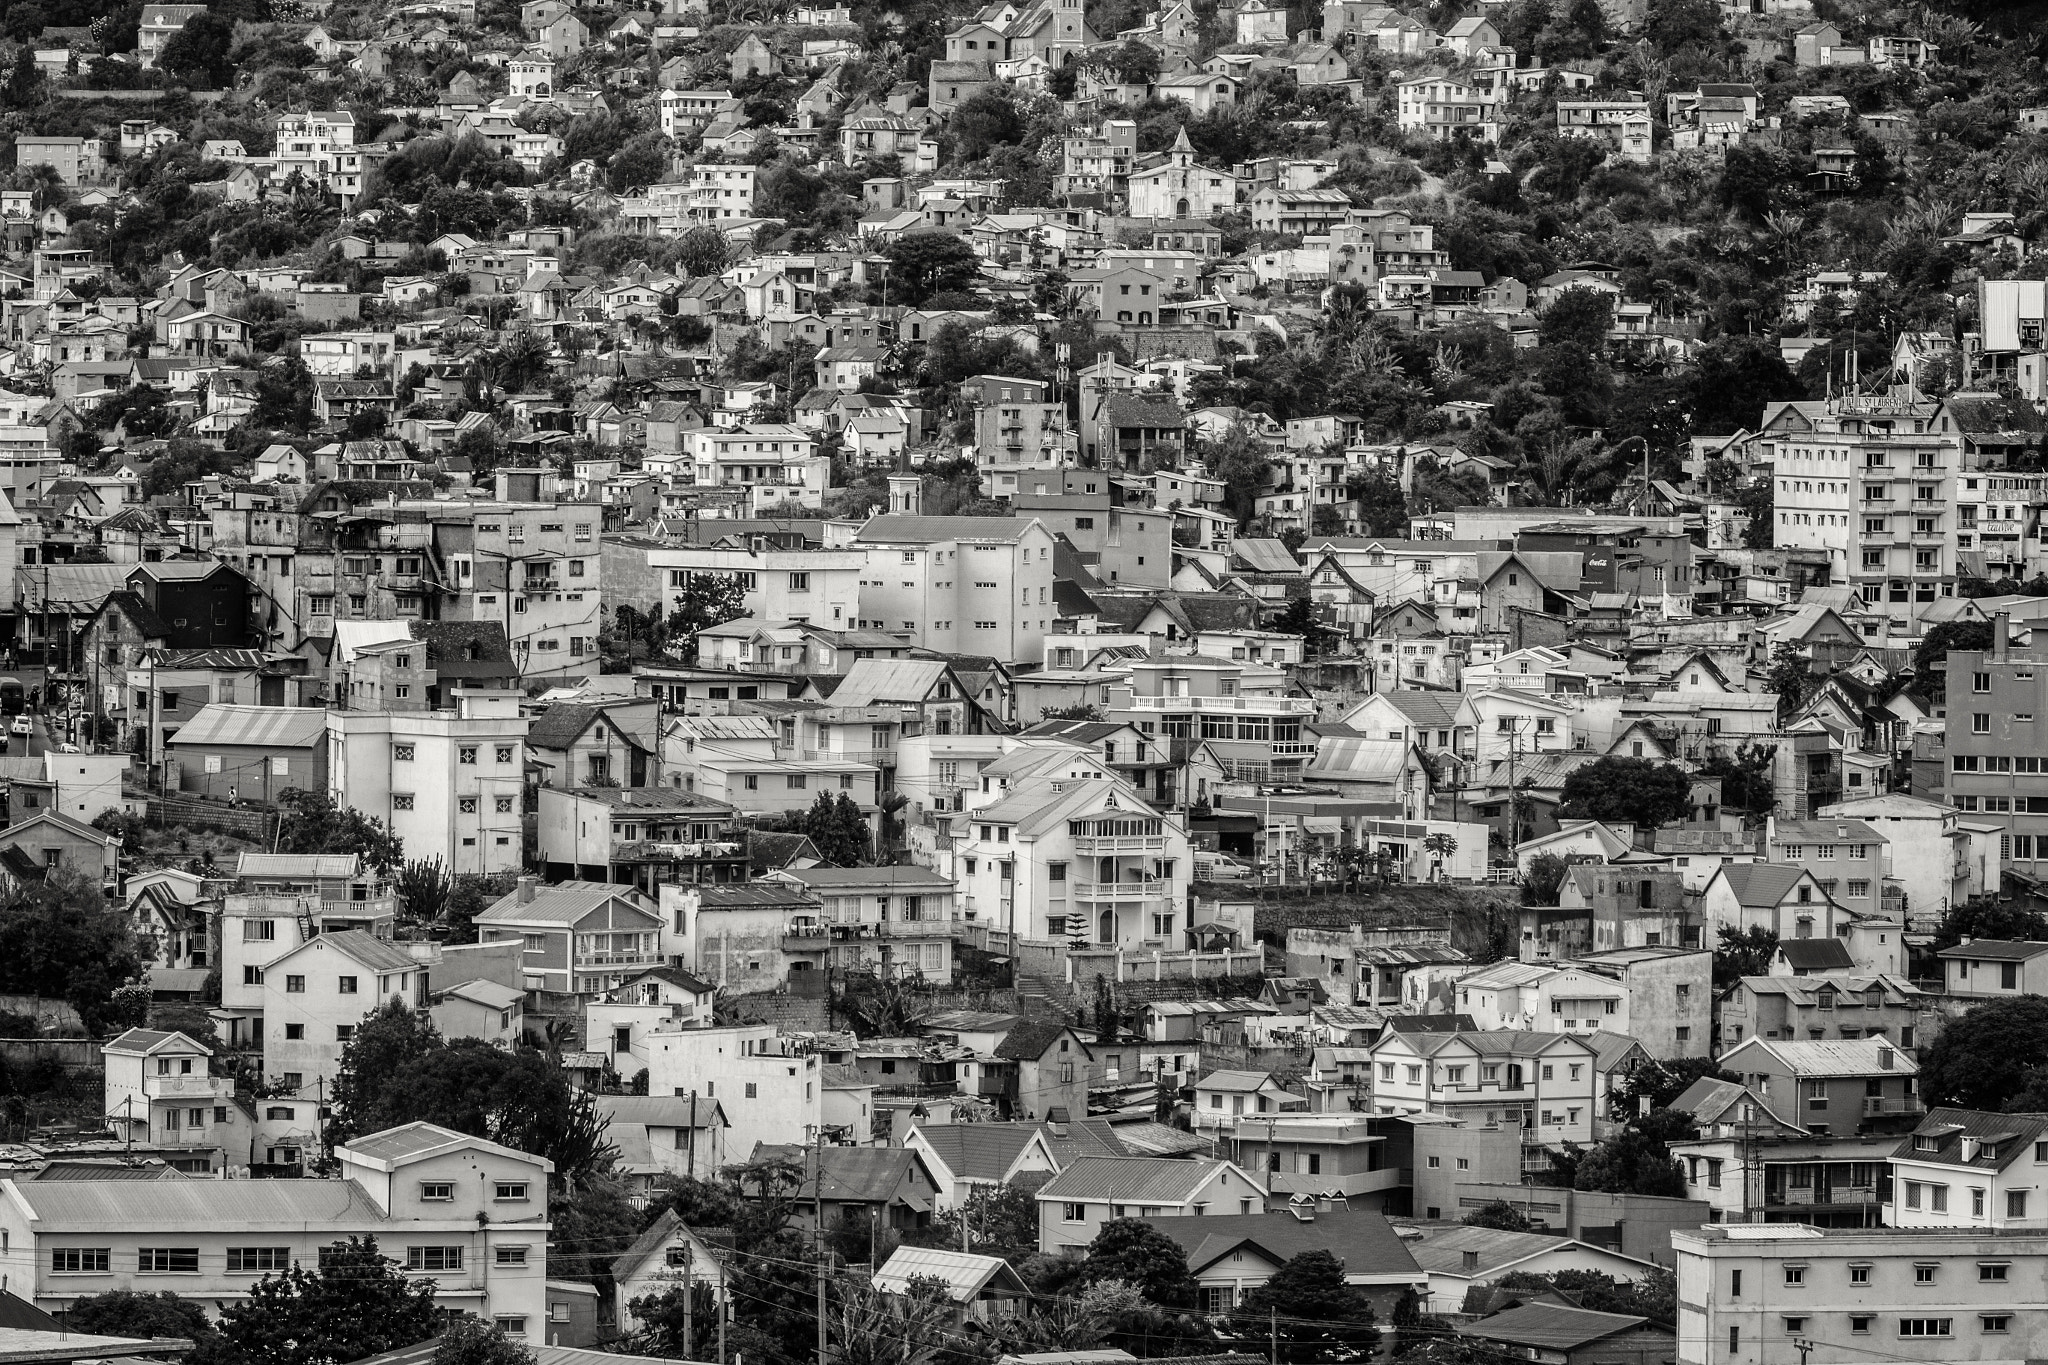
1769,938 -> 1857,976
1092,393 -> 1190,470
904,1119 -> 1124,1207
749,1143 -> 944,1234
1159,1206 -> 1427,1314
1458,1301 -> 1675,1365
988,1021 -> 1095,1124
527,697 -> 663,788
0,809 -> 119,885
1888,1106 -> 2048,1229
1718,1036 -> 1922,1137
126,560 -> 256,650
1035,1155 -> 1270,1251
1386,1221 -> 1663,1305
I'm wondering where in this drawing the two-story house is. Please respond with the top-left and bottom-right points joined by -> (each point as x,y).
1718,1036 -> 1922,1138
1887,1108 -> 2048,1229
1035,1155 -> 1268,1252
474,878 -> 670,996
101,1028 -> 243,1174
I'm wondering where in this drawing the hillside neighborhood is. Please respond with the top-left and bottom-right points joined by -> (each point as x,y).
0,0 -> 2046,1361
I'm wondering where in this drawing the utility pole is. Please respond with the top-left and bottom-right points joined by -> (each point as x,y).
717,1287 -> 727,1365
1269,1306 -> 1278,1365
681,1243 -> 694,1359
814,1127 -> 828,1365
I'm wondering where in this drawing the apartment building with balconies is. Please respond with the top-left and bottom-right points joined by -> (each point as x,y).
1673,1223 -> 2048,1365
763,864 -> 957,984
1365,1029 -> 1601,1162
950,778 -> 1192,950
602,533 -> 866,636
1669,1074 -> 1891,1227
1103,656 -> 1315,785
1227,1114 -> 1404,1202
1751,394 -> 1958,643
536,787 -> 748,893
849,514 -> 1060,667
216,887 -> 400,1054
103,1028 -> 244,1172
1719,1036 -> 1922,1138
688,425 -> 829,512
474,877 -> 673,996
0,1123 -> 550,1336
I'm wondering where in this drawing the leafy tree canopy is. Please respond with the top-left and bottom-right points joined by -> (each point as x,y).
1557,756 -> 1693,831
1077,1218 -> 1199,1308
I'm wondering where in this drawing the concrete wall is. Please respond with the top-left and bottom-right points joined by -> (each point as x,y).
1454,1180 -> 1714,1267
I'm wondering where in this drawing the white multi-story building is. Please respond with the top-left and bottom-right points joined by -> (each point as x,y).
1447,960 -> 1632,1037
260,928 -> 424,1096
1887,1108 -> 2048,1229
601,534 -> 864,633
1751,394 -> 1959,642
509,50 -> 556,98
949,777 -> 1193,948
643,1024 -> 824,1157
102,1028 -> 243,1173
299,329 -> 396,378
272,109 -> 358,192
0,1122 -> 550,1339
684,162 -> 757,221
687,425 -> 829,511
1395,75 -> 1497,141
1674,1223 -> 2048,1365
325,691 -> 529,876
216,887 -> 397,1053
850,513 -> 1060,667
1365,1028 -> 1602,1151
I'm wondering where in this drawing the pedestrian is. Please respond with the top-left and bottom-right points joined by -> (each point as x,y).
228,784 -> 239,809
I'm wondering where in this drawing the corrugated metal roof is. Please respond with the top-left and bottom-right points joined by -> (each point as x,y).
1036,1155 -> 1241,1204
1459,1302 -> 1651,1351
12,1177 -> 386,1228
873,1247 -> 1026,1301
236,852 -> 361,879
165,704 -> 328,751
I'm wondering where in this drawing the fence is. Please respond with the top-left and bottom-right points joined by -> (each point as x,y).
988,934 -> 1265,985
144,795 -> 274,841
0,1039 -> 101,1069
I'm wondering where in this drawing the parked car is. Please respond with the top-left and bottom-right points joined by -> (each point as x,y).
1195,853 -> 1253,881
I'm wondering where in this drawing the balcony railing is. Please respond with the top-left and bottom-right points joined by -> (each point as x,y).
1125,695 -> 1317,714
1072,879 -> 1165,901
577,951 -> 657,968
1269,741 -> 1317,756
1071,835 -> 1167,854
147,1075 -> 234,1100
1864,1096 -> 1925,1117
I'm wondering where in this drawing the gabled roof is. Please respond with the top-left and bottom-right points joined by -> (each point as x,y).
1774,939 -> 1856,971
1710,863 -> 1817,909
1890,1106 -> 2048,1173
994,1020 -> 1088,1061
165,704 -> 327,751
1164,1208 -> 1423,1280
342,1120 -> 552,1173
1460,1303 -> 1658,1351
477,880 -> 658,928
1036,1155 -> 1256,1204
873,1246 -> 1030,1302
1935,938 -> 2048,960
271,927 -> 419,974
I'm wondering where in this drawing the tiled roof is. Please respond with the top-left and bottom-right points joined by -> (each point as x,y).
1036,1155 -> 1242,1204
1164,1208 -> 1422,1278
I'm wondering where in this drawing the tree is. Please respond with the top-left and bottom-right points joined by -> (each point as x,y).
394,857 -> 453,926
254,359 -> 315,431
666,573 -> 749,663
274,789 -> 404,872
1522,852 -> 1567,906
158,10 -> 235,87
915,1183 -> 1038,1263
800,790 -> 868,867
329,999 -> 443,1147
1574,1126 -> 1688,1198
209,1235 -> 441,1365
1913,620 -> 1994,700
1462,1200 -> 1534,1232
1698,742 -> 1777,815
1646,0 -> 1719,50
1606,1057 -> 1736,1116
1345,467 -> 1408,537
627,1280 -> 721,1359
1763,643 -> 1814,720
1931,898 -> 2048,953
676,225 -> 732,278
829,1278 -> 956,1365
65,1291 -> 217,1347
434,1317 -> 537,1365
1077,1218 -> 1199,1307
4,3 -> 47,41
1713,925 -> 1778,991
1232,1251 -> 1381,1362
950,87 -> 1024,162
1921,996 -> 2048,1111
1556,756 -> 1693,831
882,233 -> 983,307
1538,287 -> 1614,354
0,867 -> 148,1035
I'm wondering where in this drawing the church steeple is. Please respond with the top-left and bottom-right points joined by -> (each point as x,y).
1169,125 -> 1194,167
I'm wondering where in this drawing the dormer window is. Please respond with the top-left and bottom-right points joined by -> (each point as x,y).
1914,1134 -> 1942,1152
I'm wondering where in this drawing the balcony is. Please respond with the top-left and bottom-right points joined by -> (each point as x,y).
1072,879 -> 1165,901
1125,695 -> 1316,715
576,951 -> 658,969
1269,741 -> 1317,756
1864,1096 -> 1925,1117
879,918 -> 954,937
1770,1185 -> 1882,1207
1266,1167 -> 1408,1197
147,1074 -> 234,1100
1071,834 -> 1167,854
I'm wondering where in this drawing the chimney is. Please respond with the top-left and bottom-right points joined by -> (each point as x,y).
1462,1250 -> 1481,1273
1996,611 -> 2011,662
1878,1043 -> 1894,1070
516,875 -> 538,905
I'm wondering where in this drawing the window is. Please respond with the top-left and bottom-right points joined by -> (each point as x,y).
1062,1202 -> 1086,1222
405,1247 -> 464,1273
51,1248 -> 109,1273
284,1024 -> 304,1041
745,1082 -> 757,1098
1984,1316 -> 2013,1334
495,1181 -> 529,1201
1899,1320 -> 1952,1337
496,746 -> 514,763
1915,1263 -> 1938,1284
420,1182 -> 454,1201
265,1106 -> 294,1120
394,743 -> 416,761
244,920 -> 276,942
138,1248 -> 199,1273
1850,1316 -> 1872,1334
2011,1190 -> 2030,1218
1783,1317 -> 1805,1333
496,1246 -> 530,1266
227,1248 -> 289,1272
1982,1262 -> 2010,1281
285,975 -> 305,993
1849,1264 -> 1871,1284
338,976 -> 358,994
1784,1267 -> 1805,1286
459,747 -> 477,764
495,1317 -> 528,1335
393,794 -> 415,811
